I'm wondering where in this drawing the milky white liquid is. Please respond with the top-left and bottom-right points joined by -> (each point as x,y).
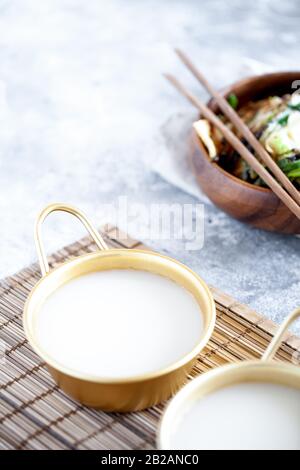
170,382 -> 300,450
36,269 -> 203,378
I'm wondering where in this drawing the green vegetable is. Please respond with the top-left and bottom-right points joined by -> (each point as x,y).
277,112 -> 289,126
278,158 -> 300,173
266,132 -> 292,155
287,168 -> 300,178
227,93 -> 238,109
288,102 -> 300,111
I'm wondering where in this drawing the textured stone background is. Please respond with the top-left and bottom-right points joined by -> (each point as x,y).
0,0 -> 299,330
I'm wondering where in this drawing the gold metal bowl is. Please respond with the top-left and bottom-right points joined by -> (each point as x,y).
158,307 -> 300,449
23,203 -> 216,412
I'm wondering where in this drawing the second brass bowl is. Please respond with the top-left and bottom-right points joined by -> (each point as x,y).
158,307 -> 300,449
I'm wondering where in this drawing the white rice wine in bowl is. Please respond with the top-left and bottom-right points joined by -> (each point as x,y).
35,269 -> 204,378
167,382 -> 300,450
25,203 -> 216,410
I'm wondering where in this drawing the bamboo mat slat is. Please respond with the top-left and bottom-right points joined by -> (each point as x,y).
0,226 -> 299,450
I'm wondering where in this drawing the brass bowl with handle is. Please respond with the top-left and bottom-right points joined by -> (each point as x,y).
158,307 -> 300,449
23,203 -> 216,412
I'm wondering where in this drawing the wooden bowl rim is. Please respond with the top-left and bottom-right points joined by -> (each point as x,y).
193,129 -> 270,194
200,70 -> 300,196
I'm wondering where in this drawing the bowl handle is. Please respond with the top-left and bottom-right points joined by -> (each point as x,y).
262,307 -> 300,362
35,203 -> 108,276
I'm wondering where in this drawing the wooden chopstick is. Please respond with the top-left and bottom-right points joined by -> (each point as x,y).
175,48 -> 300,206
164,73 -> 300,220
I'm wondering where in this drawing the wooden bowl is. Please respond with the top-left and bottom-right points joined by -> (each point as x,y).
190,72 -> 300,234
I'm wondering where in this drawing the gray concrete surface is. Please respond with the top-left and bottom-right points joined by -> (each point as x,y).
0,0 -> 299,331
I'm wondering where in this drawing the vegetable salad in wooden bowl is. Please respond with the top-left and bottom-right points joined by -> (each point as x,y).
190,72 -> 300,234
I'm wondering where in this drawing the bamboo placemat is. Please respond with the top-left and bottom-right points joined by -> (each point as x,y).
0,225 -> 299,450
